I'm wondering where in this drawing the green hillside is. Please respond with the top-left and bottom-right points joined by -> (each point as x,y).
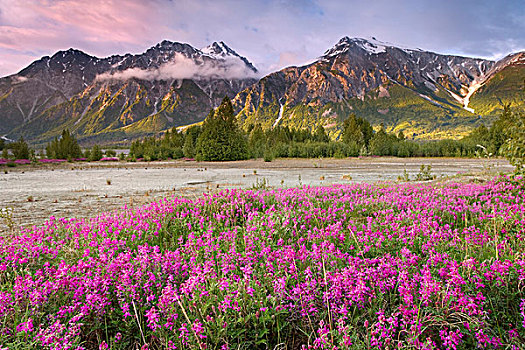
239,82 -> 491,140
470,64 -> 525,115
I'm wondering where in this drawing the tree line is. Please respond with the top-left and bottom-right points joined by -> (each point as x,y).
128,98 -> 525,169
2,97 -> 524,172
1,130 -> 115,162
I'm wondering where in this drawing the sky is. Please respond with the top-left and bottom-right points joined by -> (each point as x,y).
0,0 -> 524,77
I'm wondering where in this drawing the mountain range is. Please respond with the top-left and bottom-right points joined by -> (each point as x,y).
1,37 -> 524,145
234,37 -> 524,140
0,41 -> 258,145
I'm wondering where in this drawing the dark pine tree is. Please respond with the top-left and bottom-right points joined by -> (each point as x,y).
12,137 -> 30,159
46,129 -> 81,159
183,125 -> 202,158
196,97 -> 248,161
313,125 -> 330,143
342,114 -> 373,147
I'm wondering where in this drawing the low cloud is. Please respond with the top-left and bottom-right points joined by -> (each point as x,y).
96,53 -> 258,82
12,75 -> 28,83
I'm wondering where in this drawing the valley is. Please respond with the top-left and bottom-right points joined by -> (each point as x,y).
0,157 -> 513,230
2,2 -> 525,349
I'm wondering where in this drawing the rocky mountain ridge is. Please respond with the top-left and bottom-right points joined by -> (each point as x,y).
1,40 -> 258,144
233,37 -> 523,139
1,36 -> 524,144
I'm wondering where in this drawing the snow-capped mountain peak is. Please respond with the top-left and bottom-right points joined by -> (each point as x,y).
322,36 -> 422,58
201,41 -> 237,57
201,41 -> 258,73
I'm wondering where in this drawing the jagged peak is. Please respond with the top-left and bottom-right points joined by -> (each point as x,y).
148,40 -> 198,55
201,41 -> 258,73
506,51 -> 525,65
154,40 -> 191,48
15,47 -> 94,76
51,48 -> 92,59
159,39 -> 174,46
201,41 -> 238,57
323,36 -> 422,58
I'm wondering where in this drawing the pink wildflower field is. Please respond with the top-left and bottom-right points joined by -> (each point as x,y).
1,176 -> 525,349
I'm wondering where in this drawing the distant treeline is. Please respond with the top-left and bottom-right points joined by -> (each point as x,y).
128,98 -> 522,163
1,130 -> 117,163
2,99 -> 524,171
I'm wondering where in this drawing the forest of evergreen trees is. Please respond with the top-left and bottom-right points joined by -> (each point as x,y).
1,98 -> 524,172
128,99 -> 525,167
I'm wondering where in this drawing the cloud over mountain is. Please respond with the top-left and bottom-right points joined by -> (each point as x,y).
96,53 -> 259,82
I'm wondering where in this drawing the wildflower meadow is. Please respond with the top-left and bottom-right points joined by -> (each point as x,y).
1,176 -> 525,349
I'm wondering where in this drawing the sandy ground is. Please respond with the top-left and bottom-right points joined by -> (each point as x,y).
0,157 -> 514,231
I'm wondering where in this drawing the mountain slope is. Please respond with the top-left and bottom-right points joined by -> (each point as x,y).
233,37 -> 524,140
468,52 -> 525,115
2,41 -> 258,144
2,37 -> 523,144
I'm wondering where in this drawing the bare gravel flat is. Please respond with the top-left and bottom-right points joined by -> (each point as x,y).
0,157 -> 514,230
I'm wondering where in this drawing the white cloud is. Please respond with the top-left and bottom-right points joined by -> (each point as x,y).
12,75 -> 28,83
96,53 -> 259,82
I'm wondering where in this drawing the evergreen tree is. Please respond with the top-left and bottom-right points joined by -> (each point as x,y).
12,137 -> 30,159
45,129 -> 81,159
369,127 -> 399,156
130,140 -> 144,159
63,129 -> 81,159
490,104 -> 513,153
89,145 -> 103,161
105,149 -> 117,157
249,124 -> 266,158
342,114 -> 373,147
196,97 -> 248,161
0,138 -> 4,151
46,138 -> 58,158
183,135 -> 195,158
501,109 -> 525,172
462,124 -> 492,154
166,127 -> 184,148
183,125 -> 202,158
83,148 -> 91,160
313,125 -> 330,143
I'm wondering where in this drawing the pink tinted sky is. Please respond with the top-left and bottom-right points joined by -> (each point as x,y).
0,0 -> 523,76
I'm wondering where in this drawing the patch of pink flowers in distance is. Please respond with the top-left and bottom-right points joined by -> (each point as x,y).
0,158 -> 31,165
13,159 -> 31,164
99,157 -> 119,162
38,159 -> 67,164
1,176 -> 525,349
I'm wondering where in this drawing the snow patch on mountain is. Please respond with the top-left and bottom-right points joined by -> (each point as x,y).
418,93 -> 444,108
273,102 -> 285,128
444,88 -> 465,105
463,81 -> 483,113
1,135 -> 14,142
508,52 -> 525,65
201,41 -> 234,58
359,39 -> 386,54
201,41 -> 258,73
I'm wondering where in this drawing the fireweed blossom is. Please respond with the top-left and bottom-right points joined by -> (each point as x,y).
0,175 -> 524,349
